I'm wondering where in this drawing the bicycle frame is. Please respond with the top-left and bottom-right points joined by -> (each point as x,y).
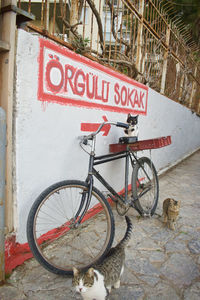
93,151 -> 135,204
74,119 -> 157,224
76,137 -> 141,225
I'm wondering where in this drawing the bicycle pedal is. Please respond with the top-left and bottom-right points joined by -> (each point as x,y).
116,201 -> 130,216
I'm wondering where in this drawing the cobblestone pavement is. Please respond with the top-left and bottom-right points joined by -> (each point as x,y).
1,150 -> 200,300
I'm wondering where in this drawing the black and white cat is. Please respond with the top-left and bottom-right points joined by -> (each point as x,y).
72,216 -> 132,300
124,114 -> 138,137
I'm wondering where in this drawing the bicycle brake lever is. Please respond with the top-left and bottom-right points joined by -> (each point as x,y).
77,135 -> 89,145
83,138 -> 88,145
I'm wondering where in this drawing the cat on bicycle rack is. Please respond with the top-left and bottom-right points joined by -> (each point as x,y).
119,114 -> 138,144
124,114 -> 138,137
72,216 -> 132,300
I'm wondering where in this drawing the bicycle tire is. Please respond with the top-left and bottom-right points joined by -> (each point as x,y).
27,180 -> 115,275
132,157 -> 159,216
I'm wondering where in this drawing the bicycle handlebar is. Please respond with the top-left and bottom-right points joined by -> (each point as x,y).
81,121 -> 129,144
116,122 -> 129,129
94,121 -> 129,136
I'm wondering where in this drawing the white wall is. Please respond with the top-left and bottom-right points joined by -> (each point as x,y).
15,30 -> 200,243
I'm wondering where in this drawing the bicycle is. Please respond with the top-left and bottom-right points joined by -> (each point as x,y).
27,119 -> 163,276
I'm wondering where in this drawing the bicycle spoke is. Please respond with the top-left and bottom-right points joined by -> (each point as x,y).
132,157 -> 159,216
27,181 -> 114,274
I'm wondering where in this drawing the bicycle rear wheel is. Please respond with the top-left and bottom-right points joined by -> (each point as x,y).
27,180 -> 115,275
132,157 -> 159,216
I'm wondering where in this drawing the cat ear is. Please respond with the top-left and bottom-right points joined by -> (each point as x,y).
87,268 -> 94,277
73,267 -> 79,276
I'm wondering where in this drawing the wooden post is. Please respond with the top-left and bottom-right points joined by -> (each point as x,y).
178,73 -> 185,101
0,108 -> 6,283
189,67 -> 197,109
69,0 -> 79,42
0,0 -> 17,232
136,0 -> 144,73
160,25 -> 170,94
44,0 -> 50,32
198,102 -> 200,115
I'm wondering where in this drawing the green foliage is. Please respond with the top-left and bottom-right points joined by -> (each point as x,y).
161,0 -> 200,50
73,36 -> 90,54
179,231 -> 188,235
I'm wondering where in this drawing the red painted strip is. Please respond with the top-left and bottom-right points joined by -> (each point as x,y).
5,193 -> 115,273
81,123 -> 100,132
4,183 -> 143,274
38,92 -> 147,115
5,235 -> 32,274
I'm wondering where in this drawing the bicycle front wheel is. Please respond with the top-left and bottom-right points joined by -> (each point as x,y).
27,180 -> 115,275
132,157 -> 159,216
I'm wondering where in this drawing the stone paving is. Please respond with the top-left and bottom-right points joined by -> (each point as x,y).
0,150 -> 200,300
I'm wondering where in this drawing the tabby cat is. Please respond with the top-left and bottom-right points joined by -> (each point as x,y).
124,114 -> 138,137
72,216 -> 132,300
163,198 -> 180,230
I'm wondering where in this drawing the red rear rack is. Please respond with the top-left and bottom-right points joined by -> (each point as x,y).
109,136 -> 171,153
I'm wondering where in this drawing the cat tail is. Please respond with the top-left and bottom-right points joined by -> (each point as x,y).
118,216 -> 133,249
